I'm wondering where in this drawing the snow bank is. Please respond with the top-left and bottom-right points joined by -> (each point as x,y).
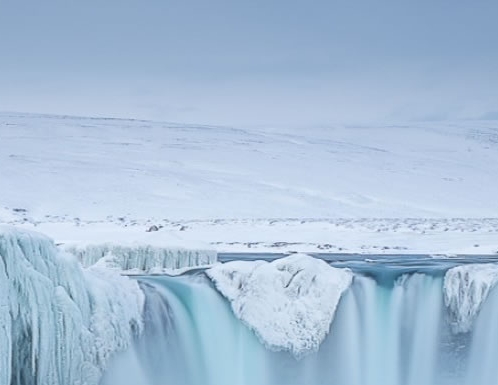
63,242 -> 217,274
0,226 -> 144,385
443,263 -> 498,333
206,254 -> 353,357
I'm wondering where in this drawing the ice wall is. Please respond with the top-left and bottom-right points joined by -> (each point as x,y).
63,242 -> 217,274
444,263 -> 498,333
0,227 -> 144,385
207,254 -> 353,357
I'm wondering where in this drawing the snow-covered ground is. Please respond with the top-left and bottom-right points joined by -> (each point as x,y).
5,218 -> 498,256
1,112 -> 498,254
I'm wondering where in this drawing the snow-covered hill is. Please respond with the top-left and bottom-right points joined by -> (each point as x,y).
1,112 -> 497,254
2,112 -> 498,220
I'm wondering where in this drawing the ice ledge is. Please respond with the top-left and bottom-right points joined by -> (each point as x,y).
206,254 -> 353,357
18,222 -> 218,274
63,242 -> 217,274
444,263 -> 498,333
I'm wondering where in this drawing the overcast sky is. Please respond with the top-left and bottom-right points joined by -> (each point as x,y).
1,0 -> 497,126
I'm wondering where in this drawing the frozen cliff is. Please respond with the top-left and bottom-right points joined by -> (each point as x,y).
0,227 -> 144,385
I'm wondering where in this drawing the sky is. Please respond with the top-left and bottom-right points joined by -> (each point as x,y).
0,0 -> 497,126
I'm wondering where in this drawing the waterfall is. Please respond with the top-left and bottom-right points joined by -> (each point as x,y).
102,266 -> 498,385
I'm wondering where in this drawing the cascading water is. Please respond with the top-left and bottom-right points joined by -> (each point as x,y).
101,256 -> 498,385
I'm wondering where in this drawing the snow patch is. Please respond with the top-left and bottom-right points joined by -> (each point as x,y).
63,242 -> 217,274
444,263 -> 498,333
206,254 -> 353,357
0,226 -> 144,385
0,207 -> 17,223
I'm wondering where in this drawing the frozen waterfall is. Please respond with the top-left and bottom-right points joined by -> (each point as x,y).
3,226 -> 498,385
63,242 -> 217,274
102,259 -> 498,385
0,227 -> 144,385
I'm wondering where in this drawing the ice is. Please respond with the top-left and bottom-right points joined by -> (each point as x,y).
0,226 -> 144,385
443,263 -> 498,333
206,254 -> 353,357
63,242 -> 217,274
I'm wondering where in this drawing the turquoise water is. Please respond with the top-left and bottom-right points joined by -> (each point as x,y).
102,255 -> 498,385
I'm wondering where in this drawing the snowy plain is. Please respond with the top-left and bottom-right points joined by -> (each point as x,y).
1,112 -> 498,255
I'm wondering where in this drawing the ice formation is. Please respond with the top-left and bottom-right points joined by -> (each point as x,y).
0,227 -> 144,385
63,242 -> 217,274
443,263 -> 498,333
206,254 -> 353,357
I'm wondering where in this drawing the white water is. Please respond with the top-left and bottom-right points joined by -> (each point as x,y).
102,267 -> 498,385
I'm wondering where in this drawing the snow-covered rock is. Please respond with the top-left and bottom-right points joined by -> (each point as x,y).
443,263 -> 498,333
206,254 -> 353,357
63,242 -> 217,274
0,226 -> 144,385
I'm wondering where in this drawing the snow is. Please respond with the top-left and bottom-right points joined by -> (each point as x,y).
443,263 -> 498,333
150,217 -> 498,255
0,226 -> 144,385
10,217 -> 498,256
4,221 -> 217,274
1,112 -> 498,220
0,207 -> 16,223
1,113 -> 498,255
206,254 -> 353,357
